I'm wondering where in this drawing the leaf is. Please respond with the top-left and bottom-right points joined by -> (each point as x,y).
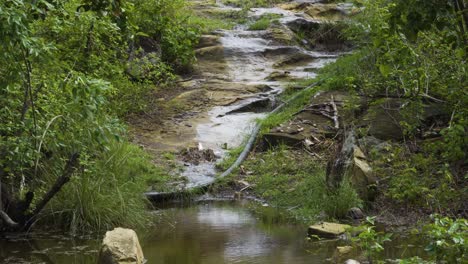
378,63 -> 392,77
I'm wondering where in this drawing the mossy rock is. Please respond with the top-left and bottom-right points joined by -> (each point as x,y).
308,222 -> 351,238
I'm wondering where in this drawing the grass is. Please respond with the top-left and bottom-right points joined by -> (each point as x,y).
216,144 -> 246,172
259,79 -> 321,135
221,0 -> 285,8
43,140 -> 172,234
242,146 -> 361,222
248,14 -> 282,31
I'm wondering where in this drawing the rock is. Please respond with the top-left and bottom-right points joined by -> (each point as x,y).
308,222 -> 351,238
347,207 -> 365,220
305,4 -> 346,21
262,132 -> 305,148
332,246 -> 356,263
195,45 -> 225,60
344,260 -> 360,264
98,227 -> 144,264
350,146 -> 377,200
273,52 -> 315,68
363,98 -> 406,140
266,71 -> 291,81
225,98 -> 276,115
265,24 -> 297,45
197,35 -> 221,48
337,246 -> 353,255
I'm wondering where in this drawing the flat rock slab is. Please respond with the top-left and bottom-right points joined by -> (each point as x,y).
308,222 -> 351,238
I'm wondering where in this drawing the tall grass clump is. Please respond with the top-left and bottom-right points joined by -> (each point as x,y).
44,141 -> 168,234
244,146 -> 361,222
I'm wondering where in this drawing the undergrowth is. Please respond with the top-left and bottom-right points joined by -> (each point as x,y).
242,146 -> 361,222
45,140 -> 171,234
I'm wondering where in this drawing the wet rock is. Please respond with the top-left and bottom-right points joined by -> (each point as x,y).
262,46 -> 302,57
195,45 -> 225,60
267,71 -> 291,81
265,24 -> 297,45
225,98 -> 276,115
273,52 -> 315,67
308,222 -> 351,238
197,35 -> 221,48
98,227 -> 144,264
179,147 -> 218,165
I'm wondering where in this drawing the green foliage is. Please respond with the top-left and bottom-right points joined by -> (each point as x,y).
130,0 -> 202,69
423,215 -> 467,263
316,0 -> 468,213
351,216 -> 393,263
371,144 -> 465,211
243,146 -> 361,221
0,0 -> 196,233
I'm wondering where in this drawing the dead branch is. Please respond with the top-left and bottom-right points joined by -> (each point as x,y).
330,96 -> 339,129
0,210 -> 19,228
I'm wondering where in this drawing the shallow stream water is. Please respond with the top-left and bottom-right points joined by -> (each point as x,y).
0,201 -> 425,264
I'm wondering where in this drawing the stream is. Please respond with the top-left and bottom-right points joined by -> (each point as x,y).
0,200 -> 425,264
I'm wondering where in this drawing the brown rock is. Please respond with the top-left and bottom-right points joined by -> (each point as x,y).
98,228 -> 145,264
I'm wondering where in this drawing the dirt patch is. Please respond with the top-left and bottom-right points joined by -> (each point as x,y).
179,147 -> 218,165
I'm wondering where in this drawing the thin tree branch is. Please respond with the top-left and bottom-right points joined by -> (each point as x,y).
24,153 -> 80,229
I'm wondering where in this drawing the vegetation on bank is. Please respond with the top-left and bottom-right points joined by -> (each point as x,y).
317,0 -> 467,214
0,0 -> 204,233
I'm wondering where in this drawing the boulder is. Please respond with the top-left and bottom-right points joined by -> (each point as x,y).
344,260 -> 360,264
265,24 -> 297,45
350,146 -> 377,200
98,227 -> 145,264
308,222 -> 351,238
363,98 -> 405,140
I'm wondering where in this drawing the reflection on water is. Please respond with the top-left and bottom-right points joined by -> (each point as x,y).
0,201 -> 427,264
142,201 -> 339,264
